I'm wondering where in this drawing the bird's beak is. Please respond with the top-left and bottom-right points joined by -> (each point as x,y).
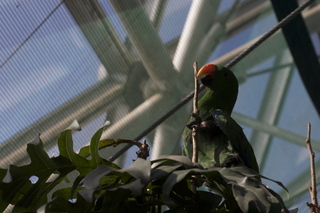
197,64 -> 215,79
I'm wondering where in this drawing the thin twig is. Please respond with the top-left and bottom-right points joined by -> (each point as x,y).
192,62 -> 199,163
306,122 -> 320,213
307,123 -> 317,205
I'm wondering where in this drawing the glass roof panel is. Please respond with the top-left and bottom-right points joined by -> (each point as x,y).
1,0 -> 320,210
1,1 -> 102,142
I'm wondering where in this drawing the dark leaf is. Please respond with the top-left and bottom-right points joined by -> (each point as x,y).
51,187 -> 81,200
152,155 -> 203,169
195,191 -> 222,212
0,122 -> 119,211
151,164 -> 184,180
39,192 -> 93,213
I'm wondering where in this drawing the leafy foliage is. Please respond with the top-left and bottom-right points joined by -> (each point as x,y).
0,121 -> 119,212
0,121 -> 290,212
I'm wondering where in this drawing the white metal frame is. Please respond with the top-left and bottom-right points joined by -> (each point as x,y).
2,0 -> 320,206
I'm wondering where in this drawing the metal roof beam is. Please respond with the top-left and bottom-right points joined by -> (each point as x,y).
4,1 -> 320,168
167,3 -> 320,66
278,158 -> 320,207
107,0 -> 187,162
212,1 -> 320,78
251,50 -> 294,171
272,0 -> 320,115
0,81 -> 123,167
232,112 -> 320,152
64,0 -> 133,76
173,1 -> 221,75
147,0 -> 168,31
151,0 -> 223,159
109,0 -> 176,91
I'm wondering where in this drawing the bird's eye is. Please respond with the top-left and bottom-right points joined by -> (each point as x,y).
224,72 -> 228,77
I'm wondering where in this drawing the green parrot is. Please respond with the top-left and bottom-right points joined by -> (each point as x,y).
182,64 -> 259,173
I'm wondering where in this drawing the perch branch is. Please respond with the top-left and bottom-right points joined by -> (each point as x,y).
190,62 -> 201,194
192,62 -> 199,163
305,122 -> 320,212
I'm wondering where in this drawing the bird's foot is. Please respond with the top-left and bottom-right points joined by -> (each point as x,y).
221,153 -> 241,168
186,113 -> 202,130
187,113 -> 216,131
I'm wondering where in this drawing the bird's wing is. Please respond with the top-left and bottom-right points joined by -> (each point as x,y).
211,109 -> 258,172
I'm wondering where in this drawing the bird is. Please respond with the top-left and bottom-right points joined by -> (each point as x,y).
182,64 -> 259,173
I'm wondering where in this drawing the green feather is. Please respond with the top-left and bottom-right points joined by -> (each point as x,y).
182,64 -> 259,173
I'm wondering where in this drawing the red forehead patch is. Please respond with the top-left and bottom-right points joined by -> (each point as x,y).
197,64 -> 216,78
204,64 -> 215,71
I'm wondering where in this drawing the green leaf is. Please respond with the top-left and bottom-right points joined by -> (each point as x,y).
89,124 -> 106,167
51,187 -> 81,200
0,127 -> 290,213
0,135 -> 59,211
162,169 -> 194,197
58,122 -> 88,166
99,188 -> 134,213
70,175 -> 85,199
81,158 -> 151,201
226,166 -> 289,194
152,155 -> 202,169
83,165 -> 114,191
0,121 -> 120,211
151,164 -> 184,180
78,138 -> 140,160
150,159 -> 289,213
195,191 -> 222,212
39,192 -> 93,213
124,158 -> 151,185
213,167 -> 288,212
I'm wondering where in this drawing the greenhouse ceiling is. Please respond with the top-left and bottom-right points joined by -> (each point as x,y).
1,0 -> 320,211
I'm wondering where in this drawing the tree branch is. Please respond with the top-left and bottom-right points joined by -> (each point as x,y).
305,122 -> 320,212
192,62 -> 199,163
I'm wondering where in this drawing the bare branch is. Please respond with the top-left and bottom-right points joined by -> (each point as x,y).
306,122 -> 320,212
192,62 -> 199,163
